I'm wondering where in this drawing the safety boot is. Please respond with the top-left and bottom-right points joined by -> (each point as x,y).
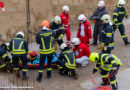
47,71 -> 51,79
16,70 -> 20,78
22,75 -> 29,80
37,73 -> 42,82
125,42 -> 130,45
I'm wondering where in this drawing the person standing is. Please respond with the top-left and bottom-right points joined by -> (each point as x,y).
36,20 -> 55,82
9,31 -> 29,80
60,5 -> 71,46
90,0 -> 108,45
113,0 -> 130,45
99,14 -> 114,54
77,14 -> 92,47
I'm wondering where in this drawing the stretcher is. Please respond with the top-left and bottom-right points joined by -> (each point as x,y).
19,54 -> 59,68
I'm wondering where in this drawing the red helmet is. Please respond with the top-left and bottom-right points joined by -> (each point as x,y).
28,51 -> 37,56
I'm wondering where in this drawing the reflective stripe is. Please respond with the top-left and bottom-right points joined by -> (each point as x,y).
58,66 -> 63,69
94,66 -> 99,70
110,80 -> 117,84
58,34 -> 63,40
41,38 -> 46,50
64,55 -> 76,69
122,35 -> 127,38
114,19 -> 118,21
12,40 -> 26,54
108,43 -> 114,48
0,64 -> 6,68
47,68 -> 52,71
22,69 -> 28,72
113,13 -> 118,16
63,50 -> 72,54
101,74 -> 109,78
40,49 -> 55,54
14,68 -> 19,71
118,12 -> 125,14
2,53 -> 8,59
106,33 -> 112,37
38,70 -> 43,73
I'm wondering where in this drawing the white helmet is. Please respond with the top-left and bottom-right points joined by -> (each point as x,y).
101,14 -> 111,23
98,0 -> 105,6
118,0 -> 125,5
60,43 -> 67,50
78,14 -> 86,22
62,5 -> 69,12
71,38 -> 80,45
54,16 -> 61,25
16,31 -> 25,38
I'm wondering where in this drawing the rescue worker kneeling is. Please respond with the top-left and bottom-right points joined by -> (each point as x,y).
36,20 -> 56,82
56,43 -> 78,79
0,43 -> 12,72
89,52 -> 122,90
9,31 -> 29,80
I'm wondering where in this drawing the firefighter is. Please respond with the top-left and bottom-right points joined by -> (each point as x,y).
60,5 -> 71,46
71,38 -> 90,67
89,52 -> 122,90
90,0 -> 108,45
36,20 -> 55,82
98,14 -> 114,54
50,16 -> 65,46
9,31 -> 29,80
113,0 -> 130,45
77,14 -> 92,47
0,43 -> 12,71
56,43 -> 77,79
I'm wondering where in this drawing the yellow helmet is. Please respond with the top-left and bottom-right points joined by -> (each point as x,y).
89,52 -> 99,62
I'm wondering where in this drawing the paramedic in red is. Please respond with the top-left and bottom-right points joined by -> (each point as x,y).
60,5 -> 71,46
71,38 -> 90,67
0,1 -> 5,12
77,14 -> 92,47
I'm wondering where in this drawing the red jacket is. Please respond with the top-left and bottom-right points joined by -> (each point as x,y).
73,43 -> 90,58
59,12 -> 70,29
77,20 -> 92,42
0,1 -> 4,8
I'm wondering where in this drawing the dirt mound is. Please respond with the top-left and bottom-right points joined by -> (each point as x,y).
0,0 -> 130,42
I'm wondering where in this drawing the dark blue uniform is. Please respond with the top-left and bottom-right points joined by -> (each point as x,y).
57,47 -> 76,77
50,21 -> 64,46
36,29 -> 56,80
100,23 -> 114,54
113,5 -> 129,45
9,35 -> 28,77
0,45 -> 11,69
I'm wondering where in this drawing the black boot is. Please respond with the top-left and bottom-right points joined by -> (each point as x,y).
22,75 -> 29,80
47,71 -> 51,79
37,73 -> 42,82
125,42 -> 130,45
16,70 -> 20,78
111,82 -> 118,90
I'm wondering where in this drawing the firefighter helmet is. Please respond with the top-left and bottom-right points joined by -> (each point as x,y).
54,16 -> 61,25
16,31 -> 25,38
89,52 -> 99,63
101,14 -> 111,23
41,20 -> 50,29
118,0 -> 125,5
60,43 -> 67,50
71,38 -> 80,45
98,0 -> 105,6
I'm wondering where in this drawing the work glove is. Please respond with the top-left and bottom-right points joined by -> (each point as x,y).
104,46 -> 107,51
97,43 -> 104,50
93,69 -> 97,74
